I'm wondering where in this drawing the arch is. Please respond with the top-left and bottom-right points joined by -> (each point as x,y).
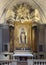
0,0 -> 46,24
